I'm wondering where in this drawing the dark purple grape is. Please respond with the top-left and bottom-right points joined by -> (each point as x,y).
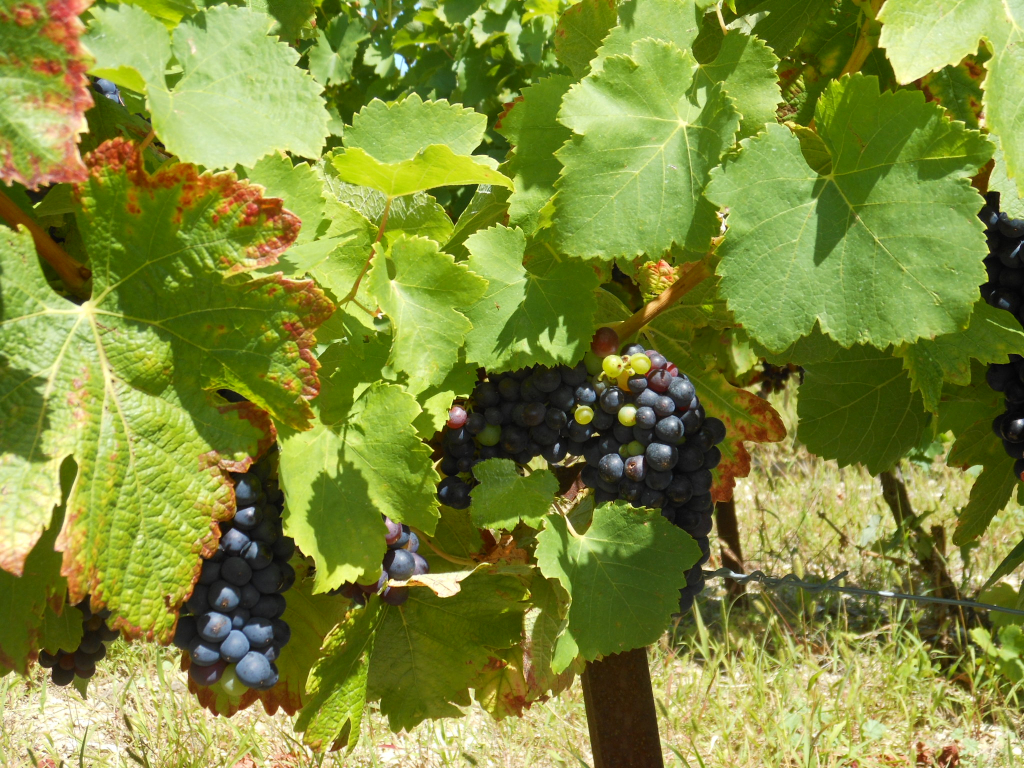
189,659 -> 227,687
648,370 -> 672,393
666,474 -> 693,504
645,469 -> 672,490
624,455 -> 647,482
382,586 -> 409,605
599,453 -> 625,483
654,415 -> 683,444
635,407 -> 657,429
233,505 -> 263,530
600,387 -> 626,414
236,651 -> 273,688
474,381 -> 500,408
220,630 -> 250,662
384,549 -> 416,581
703,446 -> 722,469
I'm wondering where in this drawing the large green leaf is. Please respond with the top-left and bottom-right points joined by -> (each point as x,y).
296,600 -> 383,751
462,225 -> 600,371
367,236 -> 487,391
0,140 -> 331,640
797,345 -> 931,474
594,0 -> 704,69
535,502 -> 698,667
344,94 -> 487,163
746,0 -> 832,57
279,382 -> 440,593
552,39 -> 739,260
85,4 -> 329,169
878,0 -> 1024,196
496,75 -> 573,235
0,0 -> 93,187
366,573 -> 528,731
707,75 -> 993,352
470,459 -> 558,530
900,302 -> 1024,413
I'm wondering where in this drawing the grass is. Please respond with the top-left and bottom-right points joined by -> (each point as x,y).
3,390 -> 1024,768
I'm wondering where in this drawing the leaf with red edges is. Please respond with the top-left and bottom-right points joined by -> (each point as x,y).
0,138 -> 331,641
644,308 -> 786,501
0,0 -> 94,188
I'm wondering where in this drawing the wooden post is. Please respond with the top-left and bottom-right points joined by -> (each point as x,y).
581,647 -> 665,768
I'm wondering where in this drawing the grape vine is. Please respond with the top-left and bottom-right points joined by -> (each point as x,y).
1,0 -> 1022,756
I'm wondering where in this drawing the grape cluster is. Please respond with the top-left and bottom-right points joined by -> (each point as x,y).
575,334 -> 725,611
38,597 -> 119,686
173,468 -> 296,693
755,362 -> 804,398
433,327 -> 725,613
332,517 -> 430,606
979,193 -> 1024,476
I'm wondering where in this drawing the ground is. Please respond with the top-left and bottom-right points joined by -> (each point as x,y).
3,392 -> 1024,768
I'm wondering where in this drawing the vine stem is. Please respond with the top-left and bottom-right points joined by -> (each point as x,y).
840,0 -> 884,76
611,256 -> 713,341
0,188 -> 91,298
341,197 -> 392,306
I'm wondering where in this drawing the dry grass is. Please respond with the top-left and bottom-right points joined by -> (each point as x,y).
3,390 -> 1024,768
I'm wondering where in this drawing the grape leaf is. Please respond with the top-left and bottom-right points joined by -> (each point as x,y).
85,4 -> 329,169
988,143 -> 1024,220
948,418 -> 1017,545
594,0 -> 704,69
445,184 -> 512,260
878,0 -> 1024,196
0,460 -> 72,673
296,600 -> 383,752
462,225 -> 600,371
746,0 -> 832,57
331,145 -> 513,200
470,459 -> 559,530
367,235 -> 487,391
0,140 -> 331,640
0,0 -> 93,188
245,153 -> 326,245
345,94 -> 487,163
552,39 -> 739,260
366,572 -> 528,731
797,345 -> 931,474
245,0 -> 316,41
407,359 -> 478,439
188,559 -> 352,717
121,0 -> 197,28
471,646 -> 530,720
495,75 -> 573,235
690,32 -> 781,138
280,382 -> 440,593
535,502 -> 698,667
553,0 -> 618,79
919,60 -> 987,130
900,302 -> 1024,413
644,306 -> 787,501
707,75 -> 993,352
308,14 -> 369,86
521,573 -> 576,701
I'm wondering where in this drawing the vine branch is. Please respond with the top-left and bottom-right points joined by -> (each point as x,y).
611,256 -> 713,341
0,188 -> 91,299
840,0 -> 884,77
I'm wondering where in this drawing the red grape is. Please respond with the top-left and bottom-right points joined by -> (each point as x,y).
647,369 -> 672,393
591,327 -> 620,357
447,406 -> 468,429
645,351 -> 667,370
665,362 -> 678,377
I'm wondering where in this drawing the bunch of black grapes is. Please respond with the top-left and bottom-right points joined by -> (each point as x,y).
980,192 -> 1024,477
756,362 -> 804,399
332,517 -> 430,606
433,327 -> 725,612
173,466 -> 296,693
38,597 -> 119,686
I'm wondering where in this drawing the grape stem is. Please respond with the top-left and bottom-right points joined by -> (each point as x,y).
410,526 -> 479,567
0,188 -> 92,299
611,256 -> 713,341
341,197 -> 392,309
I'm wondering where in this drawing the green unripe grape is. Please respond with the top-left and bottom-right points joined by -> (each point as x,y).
626,440 -> 645,456
619,444 -> 631,458
575,405 -> 595,425
593,378 -> 609,395
630,354 -> 652,375
618,405 -> 637,426
478,423 -> 501,446
602,355 -> 625,378
218,666 -> 247,697
584,350 -> 604,375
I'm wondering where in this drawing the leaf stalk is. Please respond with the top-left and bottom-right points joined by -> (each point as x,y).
0,188 -> 91,299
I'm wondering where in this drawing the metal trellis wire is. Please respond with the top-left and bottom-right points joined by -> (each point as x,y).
703,568 -> 1024,619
